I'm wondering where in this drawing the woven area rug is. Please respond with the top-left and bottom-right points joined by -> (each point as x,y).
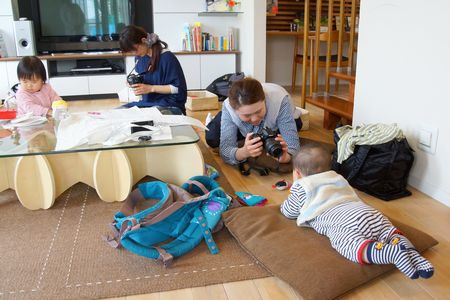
0,141 -> 269,300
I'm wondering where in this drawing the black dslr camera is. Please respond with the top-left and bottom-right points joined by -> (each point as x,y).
251,127 -> 283,158
127,73 -> 145,85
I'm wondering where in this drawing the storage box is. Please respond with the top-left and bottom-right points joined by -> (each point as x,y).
185,90 -> 219,111
0,109 -> 17,120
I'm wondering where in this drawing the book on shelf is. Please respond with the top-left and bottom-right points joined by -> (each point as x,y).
181,22 -> 238,52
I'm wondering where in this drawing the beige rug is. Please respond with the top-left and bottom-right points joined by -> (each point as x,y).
0,142 -> 269,300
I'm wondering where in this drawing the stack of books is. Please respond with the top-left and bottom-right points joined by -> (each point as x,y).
181,23 -> 237,52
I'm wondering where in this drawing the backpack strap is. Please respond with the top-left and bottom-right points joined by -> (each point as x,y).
103,223 -> 121,248
155,246 -> 174,267
193,209 -> 219,254
183,179 -> 210,195
119,188 -> 147,216
139,184 -> 209,226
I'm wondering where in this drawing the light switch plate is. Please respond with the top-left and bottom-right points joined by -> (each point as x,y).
419,129 -> 432,147
417,125 -> 439,154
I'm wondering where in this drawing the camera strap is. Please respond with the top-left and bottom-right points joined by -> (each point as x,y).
127,57 -> 149,77
238,161 -> 270,176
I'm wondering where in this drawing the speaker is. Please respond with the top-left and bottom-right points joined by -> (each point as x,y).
13,19 -> 36,57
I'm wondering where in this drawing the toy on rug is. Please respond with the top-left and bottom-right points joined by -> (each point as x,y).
235,191 -> 268,206
272,179 -> 291,191
205,163 -> 219,179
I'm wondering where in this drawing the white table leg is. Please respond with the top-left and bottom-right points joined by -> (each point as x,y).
124,143 -> 204,186
14,155 -> 56,210
3,143 -> 203,210
0,157 -> 18,192
45,152 -> 96,197
93,149 -> 132,202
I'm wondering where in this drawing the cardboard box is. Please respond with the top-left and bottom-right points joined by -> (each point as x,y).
185,90 -> 219,111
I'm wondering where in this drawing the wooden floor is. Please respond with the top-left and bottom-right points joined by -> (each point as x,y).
67,96 -> 450,300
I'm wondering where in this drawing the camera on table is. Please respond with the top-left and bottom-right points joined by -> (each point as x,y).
127,73 -> 144,85
251,127 -> 283,158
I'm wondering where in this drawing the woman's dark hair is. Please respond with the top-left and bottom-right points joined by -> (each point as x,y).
119,25 -> 168,73
17,56 -> 47,82
228,77 -> 265,110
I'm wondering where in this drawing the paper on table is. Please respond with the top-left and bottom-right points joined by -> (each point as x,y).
3,113 -> 47,128
55,107 -> 204,150
155,114 -> 207,130
83,107 -> 207,130
102,125 -> 172,146
55,112 -> 174,150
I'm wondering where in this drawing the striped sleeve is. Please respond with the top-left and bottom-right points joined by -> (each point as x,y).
280,181 -> 307,219
219,105 -> 241,165
277,96 -> 300,155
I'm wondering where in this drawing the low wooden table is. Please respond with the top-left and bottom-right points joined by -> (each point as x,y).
0,121 -> 204,210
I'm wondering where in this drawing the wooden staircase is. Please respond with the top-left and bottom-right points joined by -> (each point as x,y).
305,71 -> 355,129
298,0 -> 359,129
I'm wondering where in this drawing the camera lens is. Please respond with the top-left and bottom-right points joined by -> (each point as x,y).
127,74 -> 144,85
265,138 -> 283,158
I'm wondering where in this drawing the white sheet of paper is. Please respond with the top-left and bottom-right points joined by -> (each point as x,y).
155,115 -> 207,130
55,107 -> 202,150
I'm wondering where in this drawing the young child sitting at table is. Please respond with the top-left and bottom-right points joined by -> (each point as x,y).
15,56 -> 61,117
280,142 -> 434,279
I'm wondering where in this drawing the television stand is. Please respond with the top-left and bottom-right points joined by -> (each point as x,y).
48,57 -> 124,77
44,53 -> 129,97
52,51 -> 120,56
70,67 -> 113,73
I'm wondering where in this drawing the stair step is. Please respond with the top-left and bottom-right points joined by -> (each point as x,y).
329,71 -> 356,83
305,95 -> 353,120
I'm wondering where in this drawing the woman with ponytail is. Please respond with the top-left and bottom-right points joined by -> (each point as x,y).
119,25 -> 187,114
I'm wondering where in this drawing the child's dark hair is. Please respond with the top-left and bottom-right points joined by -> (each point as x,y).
17,56 -> 47,82
293,142 -> 331,176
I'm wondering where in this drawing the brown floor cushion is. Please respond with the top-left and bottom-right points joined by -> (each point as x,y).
223,206 -> 438,300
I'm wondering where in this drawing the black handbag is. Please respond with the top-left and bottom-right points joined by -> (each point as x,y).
331,131 -> 414,201
206,72 -> 245,101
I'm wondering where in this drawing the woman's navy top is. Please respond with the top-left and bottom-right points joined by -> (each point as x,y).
124,51 -> 187,114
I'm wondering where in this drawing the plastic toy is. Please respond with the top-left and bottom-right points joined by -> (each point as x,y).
272,179 -> 291,191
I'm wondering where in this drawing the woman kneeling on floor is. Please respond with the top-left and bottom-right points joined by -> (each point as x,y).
206,78 -> 301,173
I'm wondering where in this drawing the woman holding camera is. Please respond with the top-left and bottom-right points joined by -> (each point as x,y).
119,25 -> 187,114
212,77 -> 300,168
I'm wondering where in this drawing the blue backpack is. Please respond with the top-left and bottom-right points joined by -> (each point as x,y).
104,176 -> 231,267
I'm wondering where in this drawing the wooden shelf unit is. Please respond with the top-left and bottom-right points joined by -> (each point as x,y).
266,0 -> 359,32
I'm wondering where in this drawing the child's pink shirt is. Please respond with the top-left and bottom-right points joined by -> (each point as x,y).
16,83 -> 60,116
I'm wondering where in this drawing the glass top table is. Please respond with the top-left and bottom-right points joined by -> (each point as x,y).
0,119 -> 204,210
0,120 -> 199,158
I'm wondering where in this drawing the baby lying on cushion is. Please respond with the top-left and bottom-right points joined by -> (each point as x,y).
280,142 -> 433,279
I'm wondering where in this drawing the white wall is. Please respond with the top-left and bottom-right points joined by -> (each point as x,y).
0,0 -> 16,57
354,0 -> 450,206
266,36 -> 298,86
237,0 -> 266,81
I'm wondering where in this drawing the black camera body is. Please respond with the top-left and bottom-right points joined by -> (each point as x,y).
127,73 -> 145,85
251,127 -> 283,158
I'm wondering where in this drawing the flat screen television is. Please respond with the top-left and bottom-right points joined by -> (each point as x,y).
18,0 -> 153,54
